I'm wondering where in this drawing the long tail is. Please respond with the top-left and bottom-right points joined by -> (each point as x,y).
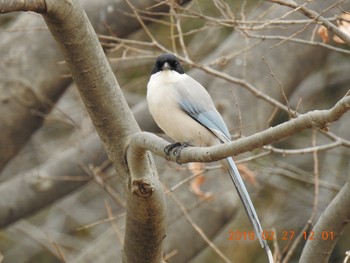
226,157 -> 274,263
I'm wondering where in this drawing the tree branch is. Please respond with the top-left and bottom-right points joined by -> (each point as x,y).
42,0 -> 140,166
299,166 -> 350,263
0,0 -> 187,173
0,0 -> 171,262
267,0 -> 350,45
0,0 -> 46,13
130,94 -> 350,163
0,99 -> 162,229
124,143 -> 166,263
40,1 -> 167,262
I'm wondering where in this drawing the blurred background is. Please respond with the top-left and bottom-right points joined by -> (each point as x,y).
0,0 -> 349,262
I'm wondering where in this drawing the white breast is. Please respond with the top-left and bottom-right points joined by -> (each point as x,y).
147,71 -> 217,146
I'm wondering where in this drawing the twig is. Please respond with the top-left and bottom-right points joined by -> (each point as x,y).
262,56 -> 294,118
281,130 -> 320,262
230,89 -> 243,138
164,185 -> 233,263
243,31 -> 350,54
267,0 -> 350,45
75,212 -> 126,231
173,7 -> 189,59
89,164 -> 126,208
311,130 -> 320,222
45,231 -> 67,263
123,0 -> 163,49
169,7 -> 177,54
263,139 -> 346,155
104,200 -> 124,245
164,168 -> 208,194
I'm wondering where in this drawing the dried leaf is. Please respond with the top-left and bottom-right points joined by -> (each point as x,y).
317,25 -> 329,43
188,163 -> 214,200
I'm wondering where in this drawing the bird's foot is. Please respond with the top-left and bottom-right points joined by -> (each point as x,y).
164,142 -> 182,159
164,142 -> 191,164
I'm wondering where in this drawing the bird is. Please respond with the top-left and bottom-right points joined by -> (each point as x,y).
147,53 -> 273,262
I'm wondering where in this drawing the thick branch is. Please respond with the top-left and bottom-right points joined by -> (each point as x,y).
0,0 -> 46,13
0,0 -> 184,173
0,99 -> 161,229
43,0 -> 139,169
299,168 -> 350,263
130,94 -> 350,163
124,144 -> 166,263
41,1 -> 167,262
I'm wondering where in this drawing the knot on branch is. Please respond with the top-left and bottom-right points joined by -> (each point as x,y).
131,179 -> 154,198
313,121 -> 329,132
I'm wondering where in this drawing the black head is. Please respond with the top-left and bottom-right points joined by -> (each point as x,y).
151,53 -> 185,75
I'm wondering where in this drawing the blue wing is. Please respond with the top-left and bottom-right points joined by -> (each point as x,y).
179,98 -> 231,143
173,74 -> 231,142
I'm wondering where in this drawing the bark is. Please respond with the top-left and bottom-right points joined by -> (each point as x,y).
40,0 -> 167,262
299,168 -> 350,263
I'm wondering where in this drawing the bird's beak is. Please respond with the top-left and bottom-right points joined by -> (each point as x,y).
162,62 -> 170,70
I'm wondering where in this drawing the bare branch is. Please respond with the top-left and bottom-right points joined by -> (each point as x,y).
282,130 -> 320,263
263,139 -> 348,155
165,186 -> 232,263
131,94 -> 350,164
41,1 -> 167,262
267,0 -> 350,45
0,0 -> 188,174
299,166 -> 350,263
0,0 -> 46,13
89,164 -> 126,208
243,31 -> 350,54
262,56 -> 294,118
